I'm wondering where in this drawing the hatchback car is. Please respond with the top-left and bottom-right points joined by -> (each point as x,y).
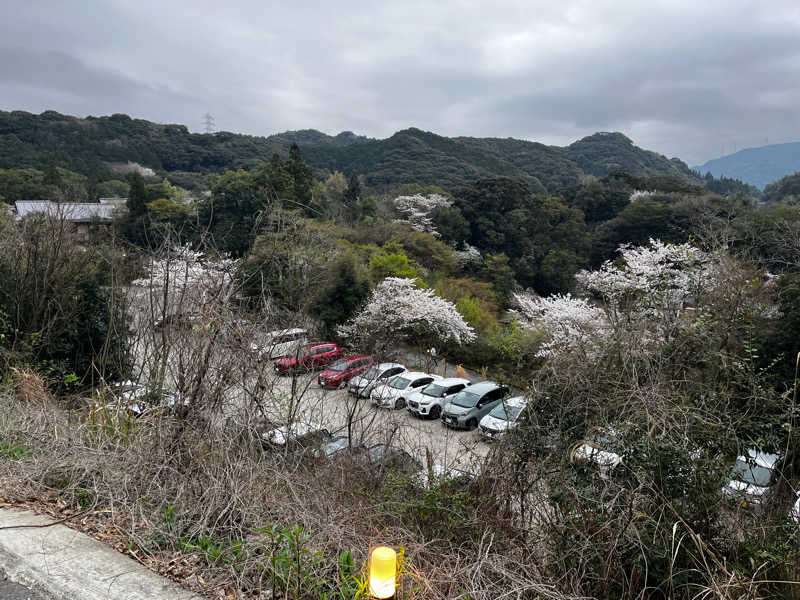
258,421 -> 332,452
479,395 -> 529,440
251,328 -> 308,360
105,380 -> 188,418
441,381 -> 509,430
317,355 -> 375,389
348,363 -> 407,398
371,372 -> 441,409
722,449 -> 780,508
274,342 -> 341,374
406,378 -> 471,419
365,444 -> 423,476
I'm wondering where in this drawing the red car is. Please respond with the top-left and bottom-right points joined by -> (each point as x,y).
274,342 -> 341,374
317,355 -> 375,389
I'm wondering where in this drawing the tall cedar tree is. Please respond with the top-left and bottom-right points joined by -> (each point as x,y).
287,144 -> 314,216
343,174 -> 362,223
127,172 -> 148,218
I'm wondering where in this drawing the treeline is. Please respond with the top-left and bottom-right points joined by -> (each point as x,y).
1,109 -> 762,195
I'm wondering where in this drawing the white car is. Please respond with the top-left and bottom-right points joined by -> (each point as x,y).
251,328 -> 307,360
370,372 -> 441,410
479,395 -> 529,440
722,449 -> 779,508
406,378 -> 471,419
259,421 -> 331,450
105,380 -> 186,417
791,491 -> 800,524
568,427 -> 623,478
348,363 -> 407,398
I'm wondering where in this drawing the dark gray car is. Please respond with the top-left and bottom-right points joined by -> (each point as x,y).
441,381 -> 509,430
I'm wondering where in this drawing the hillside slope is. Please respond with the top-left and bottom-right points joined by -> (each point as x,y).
694,141 -> 800,189
0,109 -> 699,191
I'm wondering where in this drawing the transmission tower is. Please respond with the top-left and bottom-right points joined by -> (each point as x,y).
203,113 -> 215,134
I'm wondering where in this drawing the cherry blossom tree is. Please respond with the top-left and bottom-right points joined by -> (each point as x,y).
515,240 -> 717,358
512,292 -> 607,358
392,193 -> 452,236
338,277 -> 475,353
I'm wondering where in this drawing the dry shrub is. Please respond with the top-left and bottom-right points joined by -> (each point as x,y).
11,368 -> 52,407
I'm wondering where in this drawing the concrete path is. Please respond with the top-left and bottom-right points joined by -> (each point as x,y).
0,508 -> 201,600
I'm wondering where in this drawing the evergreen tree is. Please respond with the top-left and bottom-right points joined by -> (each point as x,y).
343,173 -> 362,223
127,172 -> 148,218
287,144 -> 314,215
43,165 -> 62,187
312,252 -> 371,337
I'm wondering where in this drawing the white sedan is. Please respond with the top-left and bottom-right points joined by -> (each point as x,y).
370,372 -> 441,410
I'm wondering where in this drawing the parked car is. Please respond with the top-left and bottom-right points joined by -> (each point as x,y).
348,363 -> 407,398
792,491 -> 800,524
406,378 -> 471,419
722,449 -> 780,508
365,444 -> 423,476
154,312 -> 200,330
313,435 -> 365,460
317,355 -> 375,389
251,328 -> 307,360
567,427 -> 623,477
370,372 -> 442,409
258,421 -> 332,452
273,342 -> 341,374
105,380 -> 188,418
479,395 -> 529,440
441,381 -> 509,430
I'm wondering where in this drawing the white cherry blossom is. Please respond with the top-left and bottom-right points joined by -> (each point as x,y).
338,277 -> 475,346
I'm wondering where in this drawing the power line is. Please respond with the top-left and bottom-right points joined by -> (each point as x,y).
203,113 -> 215,134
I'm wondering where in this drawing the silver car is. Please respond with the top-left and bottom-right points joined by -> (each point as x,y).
347,362 -> 407,398
441,381 -> 509,430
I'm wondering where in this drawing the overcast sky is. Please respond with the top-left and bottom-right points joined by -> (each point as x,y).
1,0 -> 799,165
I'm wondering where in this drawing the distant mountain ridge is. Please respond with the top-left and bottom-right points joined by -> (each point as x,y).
0,109 -> 700,192
694,141 -> 800,189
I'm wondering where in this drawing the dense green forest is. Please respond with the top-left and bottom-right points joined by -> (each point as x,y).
763,171 -> 800,204
0,109 -> 729,194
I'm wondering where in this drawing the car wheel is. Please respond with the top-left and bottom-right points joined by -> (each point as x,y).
430,405 -> 442,419
338,380 -> 347,390
395,397 -> 405,410
467,418 -> 478,430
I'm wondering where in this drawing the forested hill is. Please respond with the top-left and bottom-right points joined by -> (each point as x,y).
0,109 -> 699,191
694,141 -> 800,190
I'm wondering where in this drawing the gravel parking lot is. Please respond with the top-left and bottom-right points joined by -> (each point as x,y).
252,370 -> 491,473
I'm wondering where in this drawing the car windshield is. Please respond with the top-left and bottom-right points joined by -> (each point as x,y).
362,366 -> 380,379
367,445 -> 387,463
389,377 -> 411,390
731,459 -> 773,487
422,383 -> 446,398
328,359 -> 349,372
452,390 -> 481,408
489,402 -> 523,422
324,437 -> 350,456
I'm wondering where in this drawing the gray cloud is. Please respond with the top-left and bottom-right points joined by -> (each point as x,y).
1,0 -> 799,164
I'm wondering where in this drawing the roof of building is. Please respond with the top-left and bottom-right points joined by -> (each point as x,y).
14,201 -> 121,222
